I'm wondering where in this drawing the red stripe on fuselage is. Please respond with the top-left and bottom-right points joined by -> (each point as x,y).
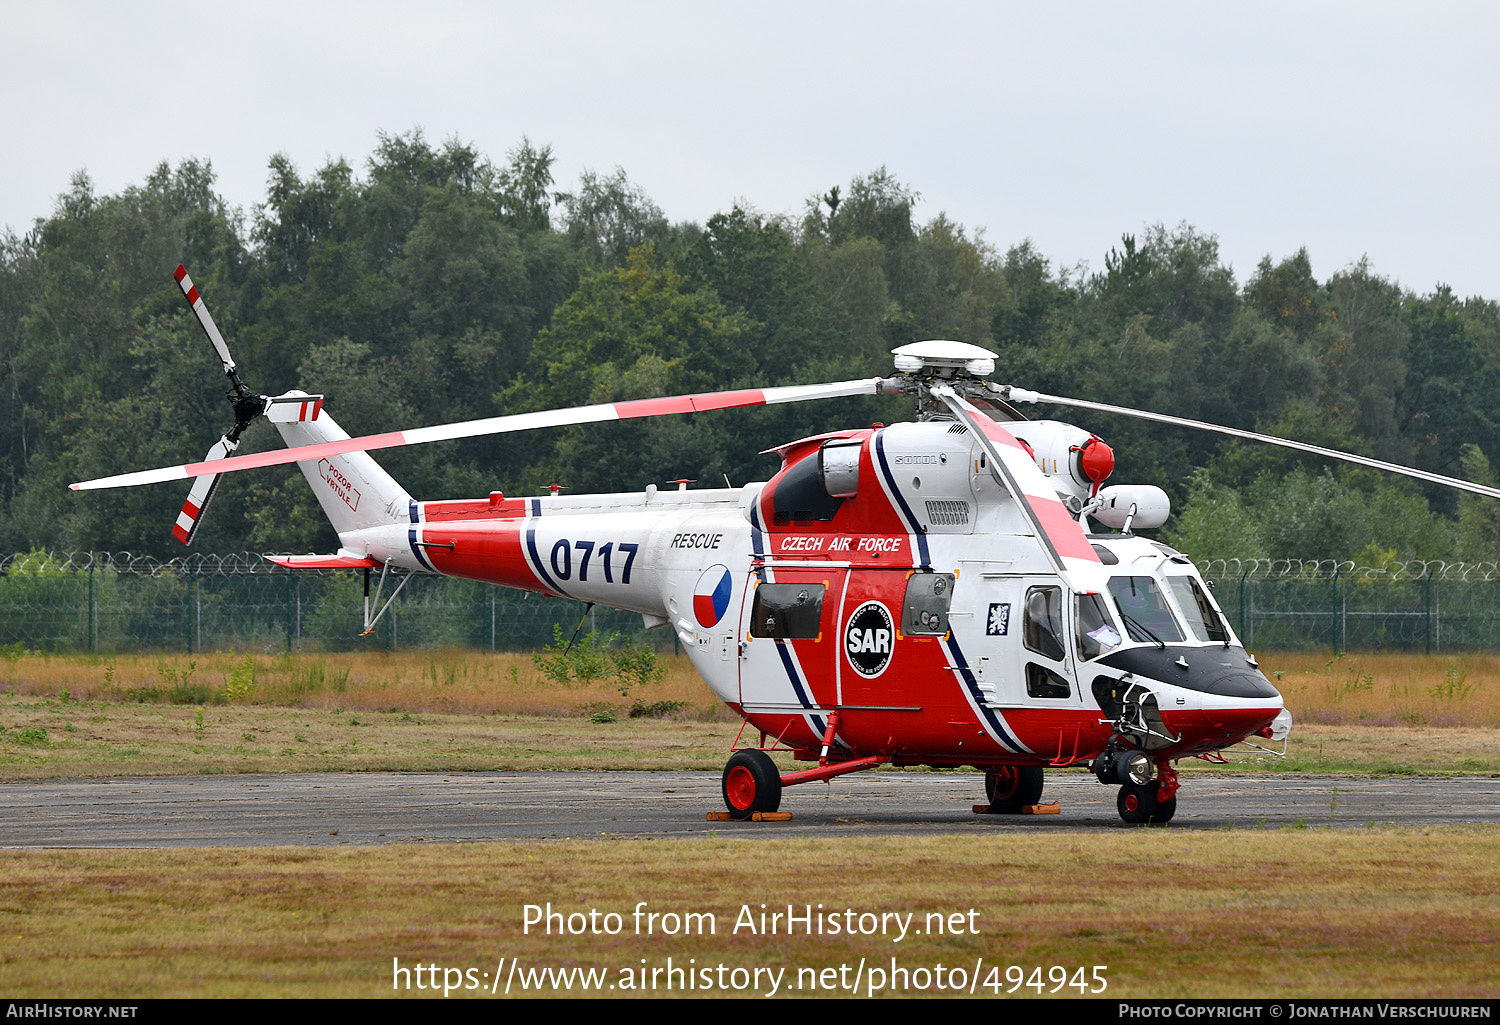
1001,708 -> 1112,760
417,520 -> 547,592
1159,706 -> 1280,753
854,435 -> 921,539
422,498 -> 526,520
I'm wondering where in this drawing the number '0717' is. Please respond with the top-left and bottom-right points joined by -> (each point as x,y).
549,540 -> 638,584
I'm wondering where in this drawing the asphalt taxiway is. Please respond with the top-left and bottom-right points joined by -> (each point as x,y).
2,771 -> 1496,847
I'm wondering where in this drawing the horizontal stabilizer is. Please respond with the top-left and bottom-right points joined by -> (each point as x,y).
263,553 -> 380,569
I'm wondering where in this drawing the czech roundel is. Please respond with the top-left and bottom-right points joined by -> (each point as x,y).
693,565 -> 733,628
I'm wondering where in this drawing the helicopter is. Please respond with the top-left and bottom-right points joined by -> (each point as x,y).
72,266 -> 1500,825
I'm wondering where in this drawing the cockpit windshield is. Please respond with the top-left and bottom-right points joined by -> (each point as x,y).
1165,575 -> 1230,643
1106,575 -> 1185,644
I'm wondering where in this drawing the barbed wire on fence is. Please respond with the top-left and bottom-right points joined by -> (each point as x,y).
1197,558 -> 1500,582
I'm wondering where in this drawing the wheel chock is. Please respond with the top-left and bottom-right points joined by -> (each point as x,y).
706,811 -> 793,822
972,803 -> 1061,815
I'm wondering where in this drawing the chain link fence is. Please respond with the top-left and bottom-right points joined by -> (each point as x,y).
0,552 -> 659,654
1199,559 -> 1500,652
4,552 -> 1500,654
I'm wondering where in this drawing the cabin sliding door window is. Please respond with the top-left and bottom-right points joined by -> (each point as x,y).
749,583 -> 826,639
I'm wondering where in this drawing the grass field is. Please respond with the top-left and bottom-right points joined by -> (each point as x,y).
1,829 -> 1495,999
1,648 -> 1497,779
3,647 -> 1499,724
4,698 -> 1500,780
0,647 -> 1496,1000
0,645 -> 732,717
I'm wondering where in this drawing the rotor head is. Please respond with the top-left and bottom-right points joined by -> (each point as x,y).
891,340 -> 997,380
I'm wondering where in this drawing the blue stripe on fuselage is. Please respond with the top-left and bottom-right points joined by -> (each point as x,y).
749,498 -> 823,735
873,431 -> 930,568
526,498 -> 564,595
943,632 -> 1026,754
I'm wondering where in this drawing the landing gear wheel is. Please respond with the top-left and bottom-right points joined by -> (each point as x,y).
1148,781 -> 1176,824
985,766 -> 1044,814
722,750 -> 782,819
1117,781 -> 1158,824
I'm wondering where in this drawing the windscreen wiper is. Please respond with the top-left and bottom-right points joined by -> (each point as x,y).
1120,612 -> 1166,649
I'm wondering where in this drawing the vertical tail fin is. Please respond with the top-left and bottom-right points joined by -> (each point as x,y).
272,391 -> 412,536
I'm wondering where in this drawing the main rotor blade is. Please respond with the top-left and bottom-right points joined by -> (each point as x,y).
930,384 -> 1106,594
998,387 -> 1500,501
71,378 -> 886,491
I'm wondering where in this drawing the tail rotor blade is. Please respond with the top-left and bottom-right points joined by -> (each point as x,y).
264,394 -> 324,424
171,435 -> 237,545
173,265 -> 238,377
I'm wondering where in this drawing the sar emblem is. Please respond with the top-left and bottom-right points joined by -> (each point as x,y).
845,601 -> 895,678
693,564 -> 732,628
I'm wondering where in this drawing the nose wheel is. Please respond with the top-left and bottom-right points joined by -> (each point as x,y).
1117,780 -> 1176,824
1096,747 -> 1179,825
1116,758 -> 1179,825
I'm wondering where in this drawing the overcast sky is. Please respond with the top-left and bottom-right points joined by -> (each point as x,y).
5,1 -> 1497,298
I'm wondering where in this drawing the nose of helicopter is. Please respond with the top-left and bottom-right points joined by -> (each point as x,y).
1159,684 -> 1286,751
1193,700 -> 1284,744
1134,654 -> 1286,751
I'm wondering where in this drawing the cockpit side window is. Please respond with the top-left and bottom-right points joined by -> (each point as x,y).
1076,592 -> 1122,660
1166,575 -> 1230,643
1026,663 -> 1071,698
1106,576 -> 1185,644
1023,585 -> 1066,661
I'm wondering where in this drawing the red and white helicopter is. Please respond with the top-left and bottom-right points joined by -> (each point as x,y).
72,267 -> 1500,824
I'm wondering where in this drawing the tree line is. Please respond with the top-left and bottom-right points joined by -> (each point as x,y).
3,130 -> 1499,564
